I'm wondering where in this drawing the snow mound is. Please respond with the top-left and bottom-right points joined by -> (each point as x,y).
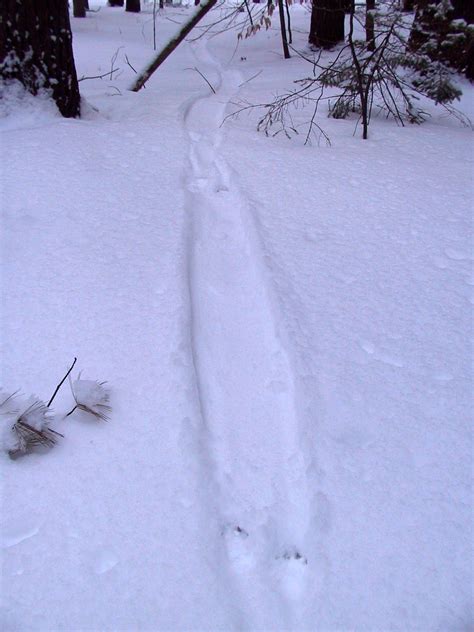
0,80 -> 60,132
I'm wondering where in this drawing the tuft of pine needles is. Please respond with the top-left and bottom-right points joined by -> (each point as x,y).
8,398 -> 63,458
66,378 -> 111,422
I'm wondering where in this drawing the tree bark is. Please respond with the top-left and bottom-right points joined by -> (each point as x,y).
73,0 -> 87,17
278,0 -> 291,58
309,0 -> 345,49
365,0 -> 375,51
0,0 -> 80,117
347,0 -> 368,138
285,0 -> 293,44
126,0 -> 141,11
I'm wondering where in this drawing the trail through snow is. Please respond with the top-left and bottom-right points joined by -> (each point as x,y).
183,39 -> 321,629
1,6 -> 471,630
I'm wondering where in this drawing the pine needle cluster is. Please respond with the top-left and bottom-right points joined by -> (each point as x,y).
1,359 -> 111,459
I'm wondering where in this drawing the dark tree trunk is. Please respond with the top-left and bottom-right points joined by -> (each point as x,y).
285,0 -> 293,44
126,0 -> 141,11
309,0 -> 345,49
278,0 -> 291,58
73,0 -> 87,17
365,0 -> 375,51
402,0 -> 414,11
84,0 -> 89,9
0,0 -> 80,117
109,0 -> 124,6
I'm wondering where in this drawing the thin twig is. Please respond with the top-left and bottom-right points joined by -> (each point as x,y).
47,357 -> 77,408
238,70 -> 263,87
78,68 -> 120,82
110,47 -> 122,80
243,0 -> 254,27
107,86 -> 123,96
125,54 -> 137,74
187,66 -> 216,93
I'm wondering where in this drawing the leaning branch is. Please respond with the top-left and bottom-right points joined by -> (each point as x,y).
130,0 -> 219,92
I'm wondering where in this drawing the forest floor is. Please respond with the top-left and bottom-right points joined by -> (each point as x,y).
1,2 -> 473,631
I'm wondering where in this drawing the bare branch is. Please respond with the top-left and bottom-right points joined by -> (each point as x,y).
186,66 -> 216,93
78,69 -> 120,82
131,0 -> 220,92
47,357 -> 77,408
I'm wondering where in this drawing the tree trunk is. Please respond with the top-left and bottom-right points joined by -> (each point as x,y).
73,0 -> 87,17
126,0 -> 141,11
0,0 -> 80,117
109,0 -> 124,6
365,0 -> 375,51
402,0 -> 414,11
285,0 -> 293,44
347,1 -> 368,138
278,0 -> 291,58
309,0 -> 345,49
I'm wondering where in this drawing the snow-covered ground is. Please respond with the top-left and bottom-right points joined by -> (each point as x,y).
1,3 -> 472,630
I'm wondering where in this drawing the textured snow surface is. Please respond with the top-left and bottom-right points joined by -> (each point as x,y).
1,3 -> 472,631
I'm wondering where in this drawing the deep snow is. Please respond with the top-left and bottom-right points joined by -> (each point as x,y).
1,2 -> 472,631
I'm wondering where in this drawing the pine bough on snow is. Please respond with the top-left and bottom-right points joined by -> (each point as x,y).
1,361 -> 111,459
0,391 -> 62,457
66,378 -> 111,422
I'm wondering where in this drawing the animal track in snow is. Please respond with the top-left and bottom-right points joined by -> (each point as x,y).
274,548 -> 309,603
222,525 -> 255,571
183,37 -> 316,626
